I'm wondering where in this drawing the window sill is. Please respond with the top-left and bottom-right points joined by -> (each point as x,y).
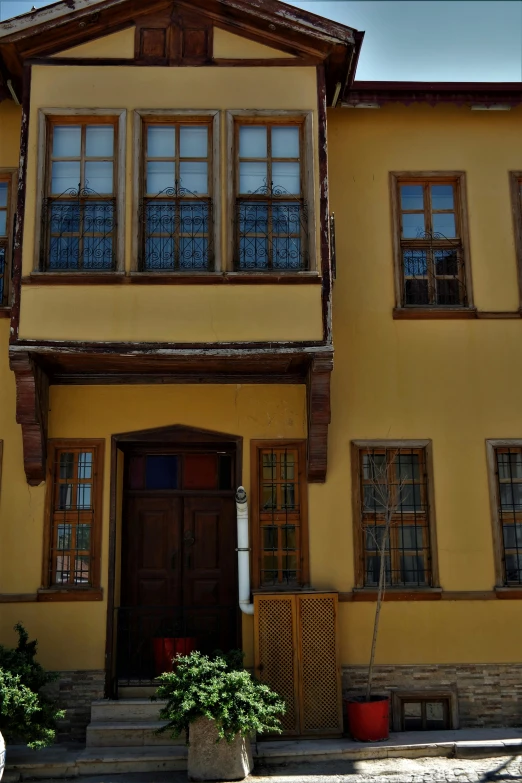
21,272 -> 321,286
349,588 -> 443,602
0,307 -> 10,318
37,588 -> 103,602
494,587 -> 522,599
393,307 -> 477,320
23,273 -> 125,285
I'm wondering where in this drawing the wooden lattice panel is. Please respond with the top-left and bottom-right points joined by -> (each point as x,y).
254,595 -> 299,735
298,594 -> 342,734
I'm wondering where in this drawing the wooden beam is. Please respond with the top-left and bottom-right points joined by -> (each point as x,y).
9,352 -> 49,486
307,354 -> 333,483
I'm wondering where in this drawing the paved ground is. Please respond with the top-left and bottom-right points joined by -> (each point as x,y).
23,755 -> 522,782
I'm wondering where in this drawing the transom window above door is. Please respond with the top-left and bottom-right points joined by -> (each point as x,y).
42,119 -> 118,271
235,121 -> 309,272
139,120 -> 213,272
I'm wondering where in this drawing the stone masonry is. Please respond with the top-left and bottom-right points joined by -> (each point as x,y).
42,670 -> 105,742
343,664 -> 522,728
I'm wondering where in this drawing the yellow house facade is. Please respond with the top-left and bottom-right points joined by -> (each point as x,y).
0,0 -> 521,742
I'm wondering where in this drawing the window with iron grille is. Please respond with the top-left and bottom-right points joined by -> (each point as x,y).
139,120 -> 213,271
44,441 -> 104,590
235,121 -> 308,272
252,441 -> 309,588
0,177 -> 12,305
391,174 -> 471,308
42,119 -> 117,271
355,445 -> 433,588
494,446 -> 522,585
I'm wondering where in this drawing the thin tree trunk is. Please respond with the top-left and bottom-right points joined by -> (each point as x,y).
365,517 -> 391,703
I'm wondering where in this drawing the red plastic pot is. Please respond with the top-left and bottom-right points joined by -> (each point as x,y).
153,636 -> 197,675
346,697 -> 390,741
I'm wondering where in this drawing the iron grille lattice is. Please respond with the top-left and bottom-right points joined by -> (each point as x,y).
139,184 -> 213,272
42,187 -> 116,271
495,447 -> 522,585
0,240 -> 7,306
402,230 -> 467,307
235,183 -> 308,272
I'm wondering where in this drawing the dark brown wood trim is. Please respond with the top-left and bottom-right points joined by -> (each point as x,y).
495,587 -> 522,599
477,311 -> 522,319
306,354 -> 332,483
339,590 -> 500,602
0,307 -> 11,318
10,64 -> 31,345
54,372 -> 304,386
9,352 -> 49,485
509,171 -> 522,309
212,57 -> 319,67
11,339 -> 327,353
21,272 -> 322,286
442,591 -> 498,600
393,307 -> 478,320
37,589 -> 104,602
0,593 -> 38,603
26,57 -> 135,67
317,65 -> 332,345
105,435 -> 119,699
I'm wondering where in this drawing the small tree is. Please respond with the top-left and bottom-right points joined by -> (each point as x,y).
359,448 -> 411,702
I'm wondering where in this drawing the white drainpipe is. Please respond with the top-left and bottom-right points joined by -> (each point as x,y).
236,486 -> 254,615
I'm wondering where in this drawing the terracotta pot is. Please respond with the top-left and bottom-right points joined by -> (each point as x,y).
346,697 -> 390,741
153,636 -> 197,675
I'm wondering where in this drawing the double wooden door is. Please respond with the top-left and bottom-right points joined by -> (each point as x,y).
119,494 -> 238,678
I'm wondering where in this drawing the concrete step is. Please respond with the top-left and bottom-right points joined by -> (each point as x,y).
118,685 -> 157,698
86,721 -> 185,748
91,698 -> 167,723
77,746 -> 187,775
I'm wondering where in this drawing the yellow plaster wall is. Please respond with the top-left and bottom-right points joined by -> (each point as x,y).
0,100 -> 22,166
19,284 -> 322,342
51,27 -> 135,59
213,27 -> 295,58
19,64 -> 320,343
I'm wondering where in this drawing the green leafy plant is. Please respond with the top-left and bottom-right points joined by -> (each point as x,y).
0,624 -> 65,749
154,650 -> 285,743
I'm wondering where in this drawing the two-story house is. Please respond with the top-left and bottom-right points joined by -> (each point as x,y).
0,0 -> 522,746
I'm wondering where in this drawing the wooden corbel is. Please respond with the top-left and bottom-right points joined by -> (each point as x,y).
307,354 -> 333,483
9,352 -> 49,486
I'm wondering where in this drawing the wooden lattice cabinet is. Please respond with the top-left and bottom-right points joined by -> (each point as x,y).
254,592 -> 342,737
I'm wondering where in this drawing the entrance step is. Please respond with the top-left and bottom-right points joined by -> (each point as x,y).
118,685 -> 157,698
87,700 -> 185,748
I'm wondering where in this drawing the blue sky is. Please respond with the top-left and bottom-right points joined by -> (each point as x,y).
0,0 -> 521,81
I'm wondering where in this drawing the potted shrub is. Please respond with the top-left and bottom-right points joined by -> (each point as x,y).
0,624 -> 65,777
346,448 -> 410,741
154,649 -> 285,782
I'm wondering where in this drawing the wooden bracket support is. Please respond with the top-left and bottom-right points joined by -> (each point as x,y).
307,354 -> 333,483
9,352 -> 49,486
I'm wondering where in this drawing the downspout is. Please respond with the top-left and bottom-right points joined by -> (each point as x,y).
236,486 -> 254,615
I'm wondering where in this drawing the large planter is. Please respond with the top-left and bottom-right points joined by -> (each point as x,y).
187,716 -> 253,782
0,730 -> 5,781
346,696 -> 390,742
153,637 -> 197,675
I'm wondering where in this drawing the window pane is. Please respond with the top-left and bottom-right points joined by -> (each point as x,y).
53,126 -> 81,157
399,483 -> 422,512
497,451 -> 522,480
363,484 -> 387,512
78,452 -> 93,479
500,483 -> 522,511
239,161 -> 267,193
400,554 -> 426,585
403,249 -> 428,277
365,554 -> 391,586
403,702 -> 423,730
57,524 -> 72,550
397,453 -> 420,481
86,126 -> 114,157
282,483 -> 295,509
431,184 -> 454,211
272,126 -> 299,158
283,526 -> 297,550
0,183 -> 8,208
262,453 -> 276,480
239,126 -> 267,158
56,555 -> 70,584
77,524 -> 91,551
434,249 -> 459,276
400,185 -> 423,211
180,126 -> 208,158
147,161 -> 175,194
52,161 -> 80,194
59,484 -> 74,510
282,553 -> 298,581
59,453 -> 75,479
148,126 -> 175,158
365,526 -> 388,551
179,161 -> 208,194
281,453 -> 295,480
272,161 -> 300,194
74,555 -> 90,584
426,702 -> 446,729
145,455 -> 179,489
405,278 -> 429,306
432,212 -> 456,238
262,554 -> 278,584
399,526 -> 424,549
0,211 -> 7,236
85,161 -> 113,194
263,526 -> 278,550
505,553 -> 522,582
262,484 -> 276,510
402,213 -> 425,238
77,484 -> 92,509
362,453 -> 386,481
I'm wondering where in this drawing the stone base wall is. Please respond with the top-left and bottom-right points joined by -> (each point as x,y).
343,664 -> 522,728
43,670 -> 105,742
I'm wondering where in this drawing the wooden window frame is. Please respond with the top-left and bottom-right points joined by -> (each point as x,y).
486,438 -> 522,588
226,110 -> 317,275
33,109 -> 127,274
250,439 -> 309,590
509,172 -> 522,310
351,440 -> 440,590
132,109 -> 220,273
390,688 -> 458,731
390,172 -> 473,313
41,439 -> 105,596
0,169 -> 17,307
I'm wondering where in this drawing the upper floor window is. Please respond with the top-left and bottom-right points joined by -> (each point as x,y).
352,441 -> 438,589
139,119 -> 213,272
487,440 -> 522,587
0,174 -> 14,305
42,118 -> 118,271
391,173 -> 472,309
235,121 -> 308,272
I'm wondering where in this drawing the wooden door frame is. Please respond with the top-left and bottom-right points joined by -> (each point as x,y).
105,424 -> 243,697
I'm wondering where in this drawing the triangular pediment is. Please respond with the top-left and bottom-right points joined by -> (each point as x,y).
213,27 -> 295,60
51,26 -> 135,59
